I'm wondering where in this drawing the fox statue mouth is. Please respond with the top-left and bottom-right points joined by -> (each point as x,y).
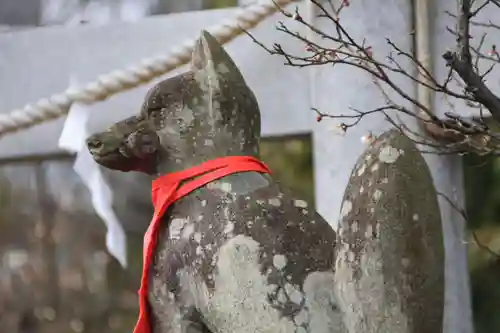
90,152 -> 130,171
90,148 -> 157,174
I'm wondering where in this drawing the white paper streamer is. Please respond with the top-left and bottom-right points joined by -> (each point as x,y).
58,79 -> 127,267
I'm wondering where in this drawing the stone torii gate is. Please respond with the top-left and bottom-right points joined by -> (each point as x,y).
0,0 -> 484,332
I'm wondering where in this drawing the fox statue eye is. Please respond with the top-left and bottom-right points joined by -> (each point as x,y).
125,130 -> 160,158
148,108 -> 167,131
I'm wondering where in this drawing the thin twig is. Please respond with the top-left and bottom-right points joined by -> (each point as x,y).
249,0 -> 500,157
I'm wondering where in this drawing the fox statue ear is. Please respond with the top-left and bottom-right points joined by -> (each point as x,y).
190,30 -> 247,86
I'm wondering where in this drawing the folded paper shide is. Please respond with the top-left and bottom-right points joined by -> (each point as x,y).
59,77 -> 127,268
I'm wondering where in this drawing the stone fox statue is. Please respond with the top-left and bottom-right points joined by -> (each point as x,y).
86,31 -> 343,333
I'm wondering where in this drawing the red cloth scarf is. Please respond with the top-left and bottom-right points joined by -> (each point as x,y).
133,156 -> 271,333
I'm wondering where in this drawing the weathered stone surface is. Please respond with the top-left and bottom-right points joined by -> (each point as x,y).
87,31 -> 343,333
335,129 -> 444,333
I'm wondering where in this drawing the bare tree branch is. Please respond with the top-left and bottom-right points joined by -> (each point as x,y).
437,191 -> 500,260
247,0 -> 500,157
443,0 -> 500,123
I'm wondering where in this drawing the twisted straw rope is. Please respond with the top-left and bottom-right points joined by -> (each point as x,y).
0,0 -> 293,137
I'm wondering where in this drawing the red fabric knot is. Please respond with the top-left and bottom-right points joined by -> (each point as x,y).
133,156 -> 271,333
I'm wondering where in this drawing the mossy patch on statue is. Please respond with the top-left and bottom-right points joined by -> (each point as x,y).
335,129 -> 444,333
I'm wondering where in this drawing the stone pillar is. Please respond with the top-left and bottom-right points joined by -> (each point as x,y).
309,0 -> 473,332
